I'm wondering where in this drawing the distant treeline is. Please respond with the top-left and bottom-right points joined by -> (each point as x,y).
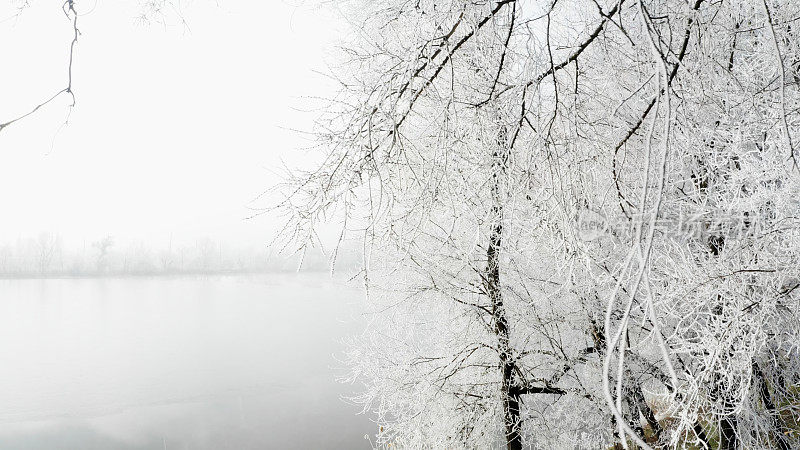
0,233 -> 360,278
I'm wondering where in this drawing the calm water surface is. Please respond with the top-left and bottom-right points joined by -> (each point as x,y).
0,273 -> 372,449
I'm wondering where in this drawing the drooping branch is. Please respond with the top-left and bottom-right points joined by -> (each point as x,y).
761,0 -> 798,169
612,0 -> 705,217
0,0 -> 80,134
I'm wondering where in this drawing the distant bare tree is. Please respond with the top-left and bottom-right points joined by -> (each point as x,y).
195,238 -> 218,272
92,236 -> 114,274
0,244 -> 12,275
159,236 -> 174,272
35,232 -> 61,275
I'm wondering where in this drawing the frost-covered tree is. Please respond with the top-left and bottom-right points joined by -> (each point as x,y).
283,0 -> 800,448
281,1 -> 627,447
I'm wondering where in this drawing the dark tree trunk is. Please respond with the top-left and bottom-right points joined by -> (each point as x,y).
710,242 -> 739,450
753,362 -> 792,450
487,136 -> 522,450
489,229 -> 521,450
630,380 -> 664,447
718,413 -> 738,450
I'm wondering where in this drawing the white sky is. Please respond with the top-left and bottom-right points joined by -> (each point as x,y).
0,0 -> 341,248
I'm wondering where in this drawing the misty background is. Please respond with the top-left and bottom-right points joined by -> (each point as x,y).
0,2 -> 373,449
1,0 -> 343,270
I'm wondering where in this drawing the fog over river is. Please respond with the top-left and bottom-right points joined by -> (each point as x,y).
0,273 -> 372,449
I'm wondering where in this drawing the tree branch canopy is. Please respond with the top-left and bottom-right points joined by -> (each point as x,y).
282,0 -> 800,447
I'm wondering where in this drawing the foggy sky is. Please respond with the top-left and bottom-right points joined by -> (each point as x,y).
0,0 -> 340,249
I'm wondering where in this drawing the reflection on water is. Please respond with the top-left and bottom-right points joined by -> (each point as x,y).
0,274 -> 372,449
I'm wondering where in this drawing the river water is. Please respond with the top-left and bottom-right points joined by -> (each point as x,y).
0,273 -> 373,449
